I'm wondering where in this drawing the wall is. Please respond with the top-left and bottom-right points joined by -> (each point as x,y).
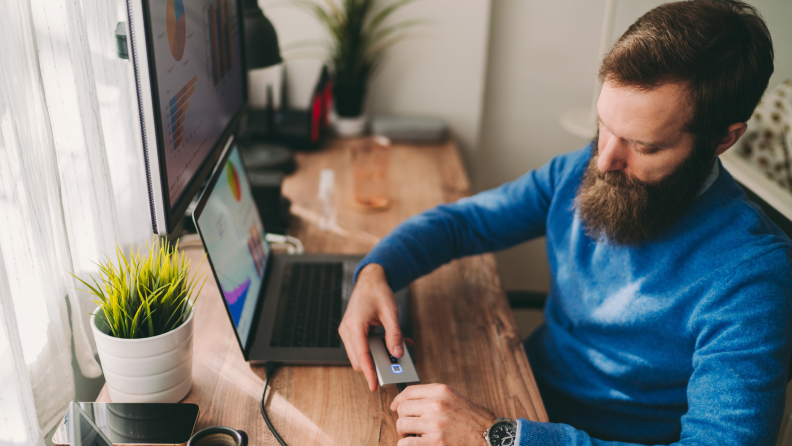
258,0 -> 492,161
477,0 -> 792,293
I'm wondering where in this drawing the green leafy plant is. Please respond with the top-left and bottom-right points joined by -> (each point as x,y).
293,0 -> 423,117
72,238 -> 206,339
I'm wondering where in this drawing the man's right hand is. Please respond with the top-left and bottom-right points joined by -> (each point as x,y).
339,263 -> 404,392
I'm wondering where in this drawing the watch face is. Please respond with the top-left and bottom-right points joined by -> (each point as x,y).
489,421 -> 516,446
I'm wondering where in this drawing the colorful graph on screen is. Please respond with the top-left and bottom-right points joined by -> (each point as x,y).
207,0 -> 233,86
169,75 -> 196,150
222,278 -> 251,327
227,161 -> 241,201
166,0 -> 186,61
247,224 -> 266,278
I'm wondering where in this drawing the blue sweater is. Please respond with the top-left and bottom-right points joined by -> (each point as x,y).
355,145 -> 792,445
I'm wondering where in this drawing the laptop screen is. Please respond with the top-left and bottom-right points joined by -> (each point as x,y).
195,145 -> 269,348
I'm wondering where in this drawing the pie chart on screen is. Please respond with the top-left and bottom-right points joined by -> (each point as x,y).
166,0 -> 186,61
227,161 -> 241,201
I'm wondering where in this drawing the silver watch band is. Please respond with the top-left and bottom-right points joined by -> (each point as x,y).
483,417 -> 517,446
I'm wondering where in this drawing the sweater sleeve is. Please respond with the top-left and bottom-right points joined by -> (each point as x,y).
515,247 -> 792,446
353,149 -> 581,291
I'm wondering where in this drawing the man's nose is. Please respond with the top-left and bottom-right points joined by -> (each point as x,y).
597,138 -> 627,172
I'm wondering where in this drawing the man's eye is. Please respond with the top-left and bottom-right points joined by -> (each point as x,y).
634,145 -> 659,155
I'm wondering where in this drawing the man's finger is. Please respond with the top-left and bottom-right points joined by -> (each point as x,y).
391,383 -> 433,411
381,311 -> 404,358
396,415 -> 430,438
395,399 -> 428,417
348,324 -> 374,387
396,437 -> 427,446
339,332 -> 357,371
340,324 -> 363,371
357,350 -> 378,392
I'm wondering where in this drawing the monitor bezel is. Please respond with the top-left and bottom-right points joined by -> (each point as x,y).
192,138 -> 274,360
126,0 -> 249,235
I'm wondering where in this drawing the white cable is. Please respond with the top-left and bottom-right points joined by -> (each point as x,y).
265,233 -> 304,255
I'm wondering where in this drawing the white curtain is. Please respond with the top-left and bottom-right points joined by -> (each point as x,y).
0,0 -> 152,443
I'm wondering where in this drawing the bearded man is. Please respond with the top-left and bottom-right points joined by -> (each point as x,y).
339,1 -> 792,445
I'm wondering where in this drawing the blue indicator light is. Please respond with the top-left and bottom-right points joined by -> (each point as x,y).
391,364 -> 403,374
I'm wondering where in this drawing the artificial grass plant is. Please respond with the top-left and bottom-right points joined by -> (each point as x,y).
72,237 -> 206,339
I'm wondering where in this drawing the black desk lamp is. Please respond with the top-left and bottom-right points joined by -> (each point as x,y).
241,0 -> 295,173
243,0 -> 282,69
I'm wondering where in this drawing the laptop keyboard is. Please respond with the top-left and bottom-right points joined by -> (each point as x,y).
270,262 -> 343,348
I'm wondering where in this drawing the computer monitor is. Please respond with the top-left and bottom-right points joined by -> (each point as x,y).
126,0 -> 247,235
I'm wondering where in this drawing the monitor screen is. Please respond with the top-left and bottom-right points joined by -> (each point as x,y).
195,145 -> 269,348
127,0 -> 246,234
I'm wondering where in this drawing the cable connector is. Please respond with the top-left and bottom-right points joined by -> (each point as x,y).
265,361 -> 278,378
265,233 -> 304,255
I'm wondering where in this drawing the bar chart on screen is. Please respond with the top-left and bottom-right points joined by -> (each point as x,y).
152,0 -> 244,206
205,0 -> 234,86
168,75 -> 197,150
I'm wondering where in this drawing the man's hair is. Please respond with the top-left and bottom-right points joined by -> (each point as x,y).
599,0 -> 774,152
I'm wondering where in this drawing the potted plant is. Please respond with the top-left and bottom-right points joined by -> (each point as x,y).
296,0 -> 422,136
72,238 -> 206,403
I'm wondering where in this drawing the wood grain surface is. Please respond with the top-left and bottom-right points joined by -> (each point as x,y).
97,138 -> 548,445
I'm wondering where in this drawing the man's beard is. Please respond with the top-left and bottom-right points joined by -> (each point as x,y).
575,137 -> 715,246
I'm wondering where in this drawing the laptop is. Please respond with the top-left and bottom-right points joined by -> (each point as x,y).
193,137 -> 410,364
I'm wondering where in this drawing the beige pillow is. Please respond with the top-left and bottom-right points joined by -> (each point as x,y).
738,79 -> 792,193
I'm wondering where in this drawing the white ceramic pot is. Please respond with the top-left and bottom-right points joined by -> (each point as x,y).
91,306 -> 194,403
335,115 -> 367,137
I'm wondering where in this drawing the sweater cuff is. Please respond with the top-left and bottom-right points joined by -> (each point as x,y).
353,246 -> 413,291
516,419 -> 565,446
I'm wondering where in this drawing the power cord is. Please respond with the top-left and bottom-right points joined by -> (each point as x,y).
261,362 -> 288,446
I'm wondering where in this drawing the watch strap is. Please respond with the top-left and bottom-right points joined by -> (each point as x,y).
483,417 -> 517,446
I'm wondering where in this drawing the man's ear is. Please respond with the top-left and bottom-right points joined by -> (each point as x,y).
713,123 -> 748,157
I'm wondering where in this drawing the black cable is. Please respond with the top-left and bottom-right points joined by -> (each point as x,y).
262,362 -> 411,443
261,362 -> 288,446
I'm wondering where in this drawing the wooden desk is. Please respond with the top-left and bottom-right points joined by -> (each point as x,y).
97,139 -> 548,444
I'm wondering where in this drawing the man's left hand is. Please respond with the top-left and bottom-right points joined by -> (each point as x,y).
390,383 -> 498,445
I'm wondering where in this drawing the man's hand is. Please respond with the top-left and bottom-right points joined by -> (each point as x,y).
338,263 -> 405,391
391,383 -> 498,445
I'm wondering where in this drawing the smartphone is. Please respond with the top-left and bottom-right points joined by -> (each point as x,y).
53,402 -> 199,446
68,402 -> 113,446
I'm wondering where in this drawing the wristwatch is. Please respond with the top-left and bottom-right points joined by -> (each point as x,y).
483,417 -> 517,446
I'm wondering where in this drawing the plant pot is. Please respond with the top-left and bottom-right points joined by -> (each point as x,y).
335,115 -> 368,137
91,306 -> 194,403
333,82 -> 366,117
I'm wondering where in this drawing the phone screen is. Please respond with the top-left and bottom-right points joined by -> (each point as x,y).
59,403 -> 199,445
74,406 -> 112,446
